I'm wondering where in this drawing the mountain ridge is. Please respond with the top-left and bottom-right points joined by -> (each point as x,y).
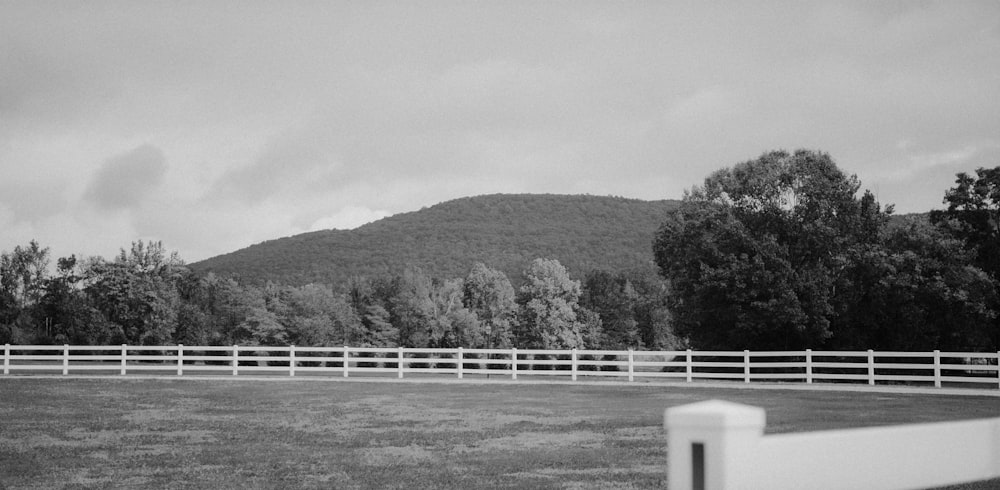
191,194 -> 682,287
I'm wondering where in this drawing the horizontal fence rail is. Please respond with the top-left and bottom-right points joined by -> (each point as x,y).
2,345 -> 998,389
665,400 -> 1000,489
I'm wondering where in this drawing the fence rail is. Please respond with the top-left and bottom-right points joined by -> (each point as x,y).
665,400 -> 1000,489
2,344 -> 998,389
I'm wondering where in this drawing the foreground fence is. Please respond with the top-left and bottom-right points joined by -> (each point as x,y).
665,399 -> 1000,489
2,344 -> 998,389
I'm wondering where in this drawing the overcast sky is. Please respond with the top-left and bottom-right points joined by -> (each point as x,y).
2,1 -> 998,263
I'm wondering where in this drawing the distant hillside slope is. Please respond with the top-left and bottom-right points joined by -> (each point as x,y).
191,194 -> 681,287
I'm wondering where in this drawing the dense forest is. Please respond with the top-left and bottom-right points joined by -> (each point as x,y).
2,152 -> 998,352
191,194 -> 680,287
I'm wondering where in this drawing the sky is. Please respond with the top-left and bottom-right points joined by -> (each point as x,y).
1,1 -> 999,263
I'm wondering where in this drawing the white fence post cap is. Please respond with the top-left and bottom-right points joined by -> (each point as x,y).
665,399 -> 766,430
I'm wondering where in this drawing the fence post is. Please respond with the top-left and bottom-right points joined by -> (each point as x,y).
686,349 -> 693,383
571,348 -> 578,381
628,349 -> 635,382
867,349 -> 875,385
3,344 -> 9,375
63,344 -> 69,375
289,345 -> 296,377
177,344 -> 184,376
120,344 -> 127,375
997,351 -> 999,390
743,350 -> 750,384
457,347 -> 464,379
511,347 -> 518,380
805,349 -> 812,384
665,400 -> 766,490
343,346 -> 350,378
232,345 -> 239,376
398,346 -> 404,379
933,350 -> 941,388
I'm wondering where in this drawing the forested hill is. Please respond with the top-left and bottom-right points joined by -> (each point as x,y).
191,194 -> 681,287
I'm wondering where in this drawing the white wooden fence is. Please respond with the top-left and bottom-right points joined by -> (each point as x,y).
665,399 -> 1000,489
2,344 -> 998,389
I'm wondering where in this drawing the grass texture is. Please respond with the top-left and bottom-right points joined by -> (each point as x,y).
1,378 -> 998,489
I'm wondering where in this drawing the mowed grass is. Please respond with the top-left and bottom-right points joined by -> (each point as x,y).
1,378 -> 998,489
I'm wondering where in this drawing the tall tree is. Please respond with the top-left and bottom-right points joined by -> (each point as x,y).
654,150 -> 890,350
463,263 -> 517,348
580,270 -> 641,349
623,268 -> 679,350
516,258 -> 588,349
426,278 -> 481,348
831,219 -> 998,350
931,166 -> 1000,281
35,255 -> 113,345
0,240 -> 51,342
284,283 -> 360,346
929,166 -> 1000,350
83,241 -> 184,345
346,276 -> 398,347
390,267 -> 435,347
200,273 -> 261,345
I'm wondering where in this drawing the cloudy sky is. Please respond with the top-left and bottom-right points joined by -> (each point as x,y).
2,1 -> 998,263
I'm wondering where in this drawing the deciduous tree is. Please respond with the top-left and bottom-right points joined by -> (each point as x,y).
654,150 -> 890,350
516,258 -> 588,349
931,166 -> 1000,281
463,263 -> 517,348
83,241 -> 184,345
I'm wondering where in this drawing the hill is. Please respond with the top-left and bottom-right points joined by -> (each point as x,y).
191,194 -> 681,287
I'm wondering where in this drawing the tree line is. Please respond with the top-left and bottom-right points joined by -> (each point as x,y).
0,241 -> 676,351
3,149 -> 998,352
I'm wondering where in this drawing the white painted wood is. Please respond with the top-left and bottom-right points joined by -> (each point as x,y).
343,346 -> 349,378
511,348 -> 517,380
751,418 -> 1000,490
666,400 -> 1000,490
571,348 -> 578,381
665,400 -> 766,490
743,350 -> 750,383
933,350 -> 941,388
628,349 -> 634,382
686,349 -> 692,382
398,346 -> 404,379
3,344 -> 997,390
867,349 -> 875,385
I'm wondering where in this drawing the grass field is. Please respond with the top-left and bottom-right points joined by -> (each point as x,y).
1,378 -> 998,489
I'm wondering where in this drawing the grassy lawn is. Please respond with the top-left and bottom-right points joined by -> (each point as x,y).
1,378 -> 998,489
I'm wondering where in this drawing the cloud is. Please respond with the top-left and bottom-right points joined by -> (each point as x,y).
0,180 -> 69,224
859,141 -> 1000,192
83,144 -> 168,211
206,127 -> 348,204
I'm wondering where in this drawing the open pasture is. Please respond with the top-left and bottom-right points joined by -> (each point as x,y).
1,378 -> 998,489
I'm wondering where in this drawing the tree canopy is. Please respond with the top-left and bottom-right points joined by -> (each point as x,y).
931,166 -> 1000,281
655,150 -> 997,351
